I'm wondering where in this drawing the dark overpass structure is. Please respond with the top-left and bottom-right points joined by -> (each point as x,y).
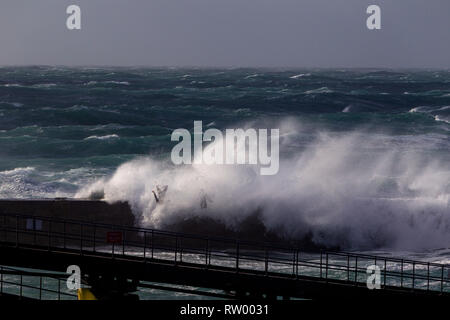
0,212 -> 449,300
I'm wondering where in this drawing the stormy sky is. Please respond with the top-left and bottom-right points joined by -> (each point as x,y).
0,0 -> 449,68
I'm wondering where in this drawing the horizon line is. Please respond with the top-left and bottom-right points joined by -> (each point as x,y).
0,64 -> 449,71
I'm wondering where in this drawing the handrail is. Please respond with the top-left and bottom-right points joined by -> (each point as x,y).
0,212 -> 449,294
0,211 -> 446,266
0,265 -> 77,300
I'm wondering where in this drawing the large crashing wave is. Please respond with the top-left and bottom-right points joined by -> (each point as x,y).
76,119 -> 450,250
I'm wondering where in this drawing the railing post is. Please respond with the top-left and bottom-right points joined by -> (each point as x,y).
292,250 -> 296,276
427,262 -> 430,291
325,253 -> 329,281
143,231 -> 147,260
295,250 -> 299,278
93,225 -> 96,252
264,247 -> 268,275
400,259 -> 404,287
33,219 -> 36,246
374,257 -> 378,286
151,230 -> 154,259
174,236 -> 178,265
20,274 -> 23,297
63,220 -> 66,249
384,259 -> 387,287
48,220 -> 51,251
3,215 -> 5,242
347,255 -> 350,282
412,262 -> 415,289
39,276 -> 42,300
236,241 -> 239,272
180,238 -> 183,263
441,266 -> 444,293
123,230 -> 126,255
80,223 -> 83,254
112,227 -> 115,258
205,239 -> 209,267
16,215 -> 19,247
320,251 -> 323,278
354,256 -> 358,284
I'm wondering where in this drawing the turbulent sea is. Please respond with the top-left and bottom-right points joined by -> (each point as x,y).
1,66 -> 450,255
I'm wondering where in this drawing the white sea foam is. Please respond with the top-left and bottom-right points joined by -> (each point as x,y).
2,83 -> 56,89
304,87 -> 333,94
409,106 -> 425,113
290,73 -> 311,79
76,119 -> 450,251
410,106 -> 450,124
85,81 -> 130,86
409,105 -> 450,113
0,167 -> 35,176
0,167 -> 96,199
0,101 -> 23,107
84,134 -> 119,140
105,81 -> 130,85
342,106 -> 352,113
435,116 -> 450,124
32,83 -> 57,88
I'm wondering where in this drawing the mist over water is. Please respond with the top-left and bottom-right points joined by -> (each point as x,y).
1,67 -> 449,250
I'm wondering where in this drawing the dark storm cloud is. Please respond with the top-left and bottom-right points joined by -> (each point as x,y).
0,0 -> 449,67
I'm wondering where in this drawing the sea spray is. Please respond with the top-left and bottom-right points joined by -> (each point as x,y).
76,119 -> 450,250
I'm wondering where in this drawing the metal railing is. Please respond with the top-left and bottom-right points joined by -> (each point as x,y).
0,213 -> 449,295
0,265 -> 77,300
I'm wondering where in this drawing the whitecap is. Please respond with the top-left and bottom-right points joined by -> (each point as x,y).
434,116 -> 450,124
304,87 -> 333,94
105,81 -> 130,86
32,83 -> 57,88
409,106 -> 426,113
290,73 -> 311,79
342,106 -> 352,113
0,167 -> 35,176
233,108 -> 251,113
84,134 -> 120,140
0,101 -> 23,107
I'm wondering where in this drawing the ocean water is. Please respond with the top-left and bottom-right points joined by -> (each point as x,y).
0,67 -> 449,254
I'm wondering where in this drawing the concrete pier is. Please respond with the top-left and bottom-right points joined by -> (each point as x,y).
0,199 -> 134,226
